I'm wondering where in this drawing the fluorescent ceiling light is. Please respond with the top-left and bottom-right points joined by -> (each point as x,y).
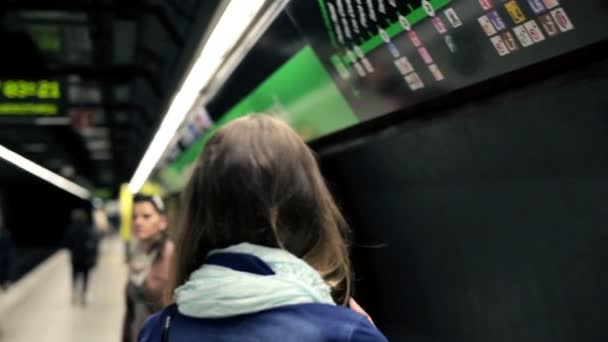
202,0 -> 288,103
128,0 -> 267,194
0,144 -> 90,199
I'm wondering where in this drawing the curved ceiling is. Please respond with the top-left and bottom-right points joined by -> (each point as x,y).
0,0 -> 221,194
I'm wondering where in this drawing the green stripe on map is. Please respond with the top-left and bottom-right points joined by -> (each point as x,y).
162,45 -> 358,190
340,0 -> 451,64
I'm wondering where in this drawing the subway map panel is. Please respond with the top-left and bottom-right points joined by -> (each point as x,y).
286,0 -> 608,121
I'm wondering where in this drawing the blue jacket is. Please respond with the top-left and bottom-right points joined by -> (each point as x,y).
139,252 -> 387,341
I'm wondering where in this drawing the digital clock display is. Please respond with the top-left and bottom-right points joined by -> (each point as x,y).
0,80 -> 61,100
0,79 -> 62,116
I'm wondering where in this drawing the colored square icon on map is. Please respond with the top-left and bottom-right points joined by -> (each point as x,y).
408,31 -> 422,47
444,8 -> 463,28
394,57 -> 415,75
524,20 -> 546,42
538,14 -> 559,36
501,32 -> 519,51
512,25 -> 534,47
551,7 -> 574,32
387,43 -> 401,58
361,58 -> 375,73
487,10 -> 507,31
505,1 -> 527,24
478,15 -> 497,36
479,0 -> 494,11
432,16 -> 448,34
490,35 -> 510,56
542,0 -> 559,9
527,0 -> 546,14
428,64 -> 445,81
417,47 -> 434,64
404,72 -> 425,91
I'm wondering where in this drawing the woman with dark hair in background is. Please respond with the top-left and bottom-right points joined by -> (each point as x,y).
122,194 -> 174,342
0,226 -> 13,291
64,208 -> 99,306
139,115 -> 386,341
0,199 -> 13,291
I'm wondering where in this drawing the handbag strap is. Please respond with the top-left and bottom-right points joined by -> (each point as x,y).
161,315 -> 172,342
160,304 -> 178,342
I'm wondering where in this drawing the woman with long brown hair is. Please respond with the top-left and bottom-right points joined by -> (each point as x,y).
139,115 -> 386,341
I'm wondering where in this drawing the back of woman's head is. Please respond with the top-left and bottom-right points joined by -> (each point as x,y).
171,114 -> 351,303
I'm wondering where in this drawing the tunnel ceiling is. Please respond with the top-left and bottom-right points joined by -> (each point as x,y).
0,0 -> 221,194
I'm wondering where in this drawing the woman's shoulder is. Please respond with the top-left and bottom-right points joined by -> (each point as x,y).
139,303 -> 387,342
275,303 -> 388,341
138,305 -> 177,342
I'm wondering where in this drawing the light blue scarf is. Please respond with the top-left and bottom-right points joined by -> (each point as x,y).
174,243 -> 336,318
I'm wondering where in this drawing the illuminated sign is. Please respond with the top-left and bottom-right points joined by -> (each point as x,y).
0,80 -> 62,116
0,80 -> 61,100
0,103 -> 58,115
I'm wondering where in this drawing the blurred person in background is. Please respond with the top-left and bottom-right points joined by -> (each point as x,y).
64,208 -> 99,305
0,201 -> 12,291
139,115 -> 386,341
122,194 -> 174,342
0,225 -> 13,291
92,198 -> 111,236
93,206 -> 111,236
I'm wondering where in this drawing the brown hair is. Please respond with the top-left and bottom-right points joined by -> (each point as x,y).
168,114 -> 352,304
133,194 -> 166,214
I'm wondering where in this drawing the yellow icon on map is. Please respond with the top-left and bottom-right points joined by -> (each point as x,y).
505,1 -> 526,24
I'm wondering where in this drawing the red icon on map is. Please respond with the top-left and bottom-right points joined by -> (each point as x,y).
501,32 -> 520,51
490,36 -> 510,56
524,20 -> 546,43
404,72 -> 424,91
432,16 -> 447,34
542,0 -> 560,9
417,47 -> 434,64
408,31 -> 422,47
551,8 -> 574,32
428,64 -> 445,81
538,14 -> 559,36
479,0 -> 493,11
513,25 -> 534,47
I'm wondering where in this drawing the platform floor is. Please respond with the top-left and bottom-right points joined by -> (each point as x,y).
0,236 -> 128,342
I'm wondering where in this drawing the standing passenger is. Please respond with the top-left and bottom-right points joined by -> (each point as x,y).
64,208 -> 99,305
122,195 -> 174,342
0,225 -> 13,291
139,115 -> 387,341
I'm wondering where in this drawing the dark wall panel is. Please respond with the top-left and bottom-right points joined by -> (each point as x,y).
321,61 -> 608,342
1,166 -> 90,246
